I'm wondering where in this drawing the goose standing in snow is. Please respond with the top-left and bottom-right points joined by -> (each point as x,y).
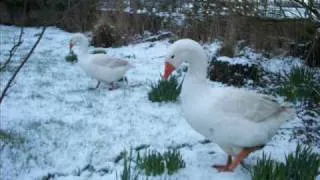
69,33 -> 133,89
163,39 -> 295,172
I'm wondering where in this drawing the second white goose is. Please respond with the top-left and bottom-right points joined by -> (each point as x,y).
69,33 -> 133,89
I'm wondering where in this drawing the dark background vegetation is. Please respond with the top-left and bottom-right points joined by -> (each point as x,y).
2,0 -> 318,66
0,0 -> 319,64
0,0 -> 99,31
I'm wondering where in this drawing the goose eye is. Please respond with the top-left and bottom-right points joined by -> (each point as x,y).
171,55 -> 175,59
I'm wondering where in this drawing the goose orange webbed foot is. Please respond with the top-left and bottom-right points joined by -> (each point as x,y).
212,154 -> 233,172
212,165 -> 233,172
213,146 -> 262,172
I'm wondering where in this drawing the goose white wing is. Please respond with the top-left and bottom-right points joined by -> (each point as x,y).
216,88 -> 285,122
91,54 -> 129,68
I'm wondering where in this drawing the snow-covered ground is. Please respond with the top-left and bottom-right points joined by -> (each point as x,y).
0,25 -> 318,180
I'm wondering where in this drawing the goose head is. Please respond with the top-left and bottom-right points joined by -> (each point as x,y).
164,39 -> 207,79
69,33 -> 89,51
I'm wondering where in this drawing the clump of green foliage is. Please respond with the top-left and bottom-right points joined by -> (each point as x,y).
136,149 -> 186,176
251,154 -> 284,180
251,144 -> 320,180
279,66 -> 320,104
163,150 -> 186,175
136,150 -> 165,176
0,130 -> 12,141
120,149 -> 139,180
0,129 -> 24,145
148,75 -> 182,102
65,50 -> 77,63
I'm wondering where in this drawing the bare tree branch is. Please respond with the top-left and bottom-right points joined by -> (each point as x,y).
0,27 -> 46,104
0,0 -> 92,104
292,0 -> 320,20
275,2 -> 289,18
0,27 -> 24,71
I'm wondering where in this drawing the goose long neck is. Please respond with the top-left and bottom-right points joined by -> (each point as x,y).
181,48 -> 209,101
187,49 -> 208,82
78,41 -> 89,55
74,39 -> 89,58
77,46 -> 88,57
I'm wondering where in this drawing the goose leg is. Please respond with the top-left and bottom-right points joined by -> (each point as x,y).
123,76 -> 128,83
108,82 -> 119,91
222,146 -> 262,172
213,154 -> 232,172
123,76 -> 128,87
96,81 -> 101,89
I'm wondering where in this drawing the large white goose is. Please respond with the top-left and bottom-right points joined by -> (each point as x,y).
163,39 -> 295,172
69,33 -> 133,89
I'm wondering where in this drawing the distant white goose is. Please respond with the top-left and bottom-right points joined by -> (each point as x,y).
69,33 -> 133,89
163,39 -> 295,172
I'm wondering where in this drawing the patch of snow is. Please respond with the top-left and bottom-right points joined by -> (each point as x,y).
203,41 -> 222,59
216,56 -> 255,66
261,57 -> 303,74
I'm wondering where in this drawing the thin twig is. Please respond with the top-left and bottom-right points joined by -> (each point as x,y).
0,26 -> 24,71
305,31 -> 319,65
296,6 -> 305,18
292,0 -> 320,19
0,27 -> 46,104
312,87 -> 320,97
275,2 -> 288,18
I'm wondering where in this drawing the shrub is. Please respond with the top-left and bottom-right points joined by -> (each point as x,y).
92,11 -> 165,47
251,144 -> 320,180
91,20 -> 122,48
279,66 -> 320,104
208,60 -> 261,87
148,75 -> 182,102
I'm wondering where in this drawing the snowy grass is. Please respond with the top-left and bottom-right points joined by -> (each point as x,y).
135,149 -> 185,176
250,144 -> 320,180
0,25 -> 319,180
279,66 -> 320,104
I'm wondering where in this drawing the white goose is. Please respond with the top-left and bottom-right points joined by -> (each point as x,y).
163,39 -> 295,172
69,33 -> 133,89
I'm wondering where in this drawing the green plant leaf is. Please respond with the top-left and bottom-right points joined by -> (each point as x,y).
148,75 -> 182,102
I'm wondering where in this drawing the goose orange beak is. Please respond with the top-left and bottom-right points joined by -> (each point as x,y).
164,62 -> 175,80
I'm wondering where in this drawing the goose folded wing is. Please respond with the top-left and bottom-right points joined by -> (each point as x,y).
92,55 -> 128,68
218,89 -> 283,122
